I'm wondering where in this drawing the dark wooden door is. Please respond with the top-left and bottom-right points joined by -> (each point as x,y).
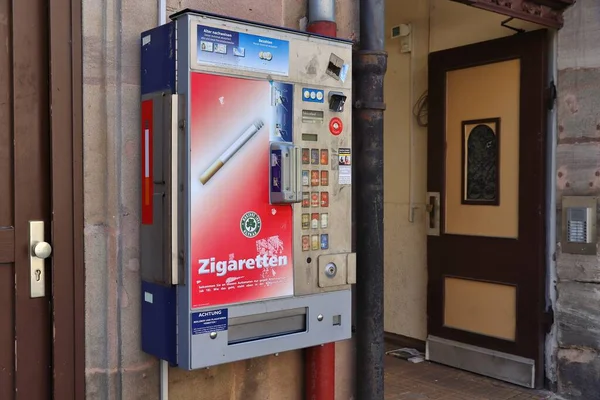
426,30 -> 548,388
0,0 -> 53,398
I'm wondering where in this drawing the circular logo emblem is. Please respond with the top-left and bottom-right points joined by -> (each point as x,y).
329,117 -> 343,136
240,211 -> 261,238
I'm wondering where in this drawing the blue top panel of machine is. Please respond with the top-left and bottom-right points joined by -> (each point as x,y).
169,8 -> 354,45
140,22 -> 176,96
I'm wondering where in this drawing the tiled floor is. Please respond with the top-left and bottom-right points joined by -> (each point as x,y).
384,353 -> 555,400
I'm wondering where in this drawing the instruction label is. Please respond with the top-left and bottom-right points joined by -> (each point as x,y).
191,308 -> 228,335
338,148 -> 352,185
197,25 -> 290,76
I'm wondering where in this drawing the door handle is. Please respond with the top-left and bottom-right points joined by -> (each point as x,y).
29,221 -> 51,298
426,192 -> 440,236
426,198 -> 435,228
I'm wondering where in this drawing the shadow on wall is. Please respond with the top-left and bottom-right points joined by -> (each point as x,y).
169,352 -> 303,400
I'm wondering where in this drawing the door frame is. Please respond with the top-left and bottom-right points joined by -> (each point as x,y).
48,0 -> 85,398
426,30 -> 549,387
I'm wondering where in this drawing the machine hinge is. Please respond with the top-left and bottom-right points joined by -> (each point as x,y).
546,80 -> 557,110
543,307 -> 555,333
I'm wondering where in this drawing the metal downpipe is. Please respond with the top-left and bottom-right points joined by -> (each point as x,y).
354,0 -> 387,398
305,2 -> 337,399
307,0 -> 337,37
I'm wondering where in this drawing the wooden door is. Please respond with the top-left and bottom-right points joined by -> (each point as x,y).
0,0 -> 53,398
426,30 -> 548,389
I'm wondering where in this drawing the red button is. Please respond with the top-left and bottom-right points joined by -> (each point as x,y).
329,117 -> 343,136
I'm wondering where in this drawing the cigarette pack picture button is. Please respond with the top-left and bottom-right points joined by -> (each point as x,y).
329,117 -> 343,136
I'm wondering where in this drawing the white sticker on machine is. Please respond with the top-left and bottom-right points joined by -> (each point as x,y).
338,148 -> 352,185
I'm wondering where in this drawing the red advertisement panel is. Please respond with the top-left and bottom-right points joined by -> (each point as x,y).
189,72 -> 294,308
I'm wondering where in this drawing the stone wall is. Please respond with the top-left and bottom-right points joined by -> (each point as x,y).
555,1 -> 600,398
82,0 -> 358,399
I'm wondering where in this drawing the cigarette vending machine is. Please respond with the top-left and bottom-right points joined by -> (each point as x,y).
140,9 -> 355,370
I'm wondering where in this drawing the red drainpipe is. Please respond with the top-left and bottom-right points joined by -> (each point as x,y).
307,20 -> 337,37
305,342 -> 336,400
305,2 -> 337,399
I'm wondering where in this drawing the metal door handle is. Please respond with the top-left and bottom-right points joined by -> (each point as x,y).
33,241 -> 52,259
30,221 -> 50,298
426,197 -> 435,229
426,192 -> 440,236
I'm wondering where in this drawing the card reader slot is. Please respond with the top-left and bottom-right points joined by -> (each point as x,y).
228,308 -> 307,345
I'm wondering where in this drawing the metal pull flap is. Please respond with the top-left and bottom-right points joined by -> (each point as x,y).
426,192 -> 440,236
270,141 -> 302,204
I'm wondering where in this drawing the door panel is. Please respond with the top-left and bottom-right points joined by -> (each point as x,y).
445,60 -> 520,239
0,0 -> 15,397
0,0 -> 52,398
0,250 -> 14,400
427,30 -> 547,388
444,277 -> 517,341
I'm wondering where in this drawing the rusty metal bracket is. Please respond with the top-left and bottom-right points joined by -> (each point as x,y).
501,17 -> 526,34
354,50 -> 387,74
354,100 -> 386,110
353,50 -> 388,114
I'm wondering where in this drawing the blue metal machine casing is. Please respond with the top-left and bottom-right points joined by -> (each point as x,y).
139,9 -> 355,370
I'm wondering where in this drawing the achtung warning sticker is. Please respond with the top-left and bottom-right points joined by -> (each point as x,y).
191,308 -> 228,335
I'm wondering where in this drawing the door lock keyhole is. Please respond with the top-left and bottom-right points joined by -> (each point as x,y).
324,262 -> 337,278
35,269 -> 41,282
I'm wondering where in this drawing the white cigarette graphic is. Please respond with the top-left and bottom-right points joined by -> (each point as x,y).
200,119 -> 265,184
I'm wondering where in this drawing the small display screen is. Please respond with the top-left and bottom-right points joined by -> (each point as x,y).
302,133 -> 318,142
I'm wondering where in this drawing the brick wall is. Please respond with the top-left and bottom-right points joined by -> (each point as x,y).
555,1 -> 600,398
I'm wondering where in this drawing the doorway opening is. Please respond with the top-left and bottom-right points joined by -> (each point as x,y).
383,0 -> 556,393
